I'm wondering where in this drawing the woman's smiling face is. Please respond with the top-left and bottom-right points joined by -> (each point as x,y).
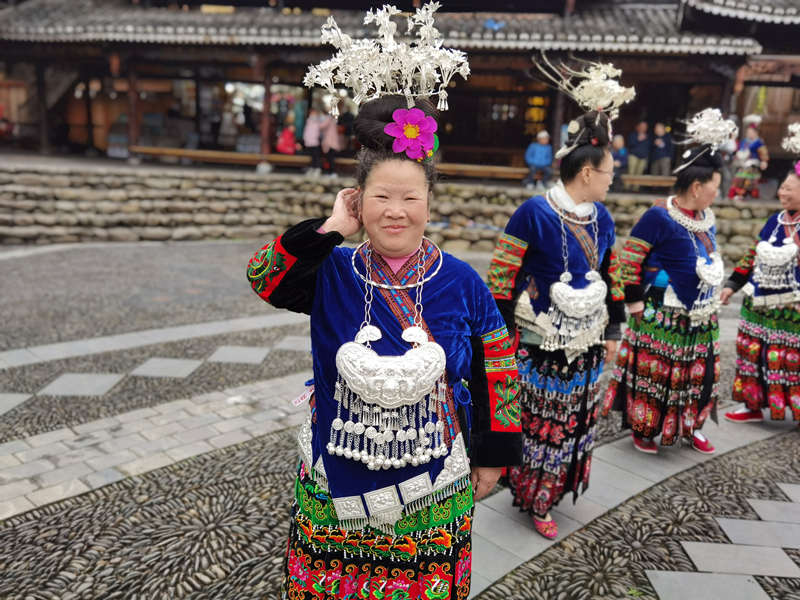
359,159 -> 429,258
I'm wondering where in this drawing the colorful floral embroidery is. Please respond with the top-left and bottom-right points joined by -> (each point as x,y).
487,233 -> 528,300
607,250 -> 625,302
491,375 -> 522,430
510,345 -> 604,518
283,469 -> 473,599
732,296 -> 800,421
246,237 -> 297,300
295,471 -> 474,536
734,240 -> 758,279
618,237 -> 652,287
605,297 -> 720,444
481,327 -> 522,432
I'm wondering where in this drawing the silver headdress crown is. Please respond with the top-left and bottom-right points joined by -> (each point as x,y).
535,53 -> 636,119
303,2 -> 470,117
781,122 -> 800,155
673,108 -> 738,174
534,53 -> 635,159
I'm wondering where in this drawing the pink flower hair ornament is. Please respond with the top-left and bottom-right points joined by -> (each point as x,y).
794,160 -> 800,178
383,107 -> 438,160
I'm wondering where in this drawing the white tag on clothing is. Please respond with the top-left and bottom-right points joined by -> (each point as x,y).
292,386 -> 314,407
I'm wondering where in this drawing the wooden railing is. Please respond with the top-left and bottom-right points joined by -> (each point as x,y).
129,145 -> 530,181
130,146 -> 680,187
620,174 -> 675,189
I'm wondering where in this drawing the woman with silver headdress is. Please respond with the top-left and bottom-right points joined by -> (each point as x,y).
721,123 -> 800,425
604,109 -> 737,456
247,5 -> 521,598
487,55 -> 632,540
729,114 -> 769,200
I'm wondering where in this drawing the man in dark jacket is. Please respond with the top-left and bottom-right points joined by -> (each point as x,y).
649,122 -> 673,176
626,120 -> 650,191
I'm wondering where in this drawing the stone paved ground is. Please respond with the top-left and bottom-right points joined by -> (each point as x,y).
0,239 -> 796,599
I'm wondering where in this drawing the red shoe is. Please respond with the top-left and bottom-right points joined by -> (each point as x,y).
692,432 -> 715,454
632,433 -> 658,454
533,515 -> 558,540
724,409 -> 763,423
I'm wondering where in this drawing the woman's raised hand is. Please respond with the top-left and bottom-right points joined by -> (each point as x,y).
323,188 -> 362,238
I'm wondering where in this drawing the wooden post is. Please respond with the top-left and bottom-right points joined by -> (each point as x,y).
127,68 -> 139,150
551,91 -> 565,152
84,76 -> 96,151
35,62 -> 50,154
260,66 -> 272,155
194,76 -> 202,145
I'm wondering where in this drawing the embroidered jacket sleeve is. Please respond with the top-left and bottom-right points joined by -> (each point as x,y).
601,247 -> 625,340
619,208 -> 663,304
468,325 -> 523,468
466,274 -> 523,468
246,218 -> 344,315
725,240 -> 757,292
487,205 -> 533,338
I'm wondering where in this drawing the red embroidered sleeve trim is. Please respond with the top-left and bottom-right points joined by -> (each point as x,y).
607,250 -> 625,302
487,233 -> 528,301
481,327 -> 522,433
734,240 -> 757,277
619,237 -> 652,287
246,237 -> 298,302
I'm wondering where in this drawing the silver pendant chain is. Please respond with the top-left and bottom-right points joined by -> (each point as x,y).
666,196 -> 715,233
358,242 -> 429,342
772,210 -> 800,241
557,206 -> 600,273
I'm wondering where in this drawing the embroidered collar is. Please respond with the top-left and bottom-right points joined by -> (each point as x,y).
548,181 -> 595,218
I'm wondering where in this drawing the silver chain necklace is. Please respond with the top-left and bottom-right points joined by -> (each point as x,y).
350,238 -> 444,291
533,192 -> 608,361
329,239 -> 448,471
663,196 -> 724,323
666,196 -> 715,233
753,211 -> 800,291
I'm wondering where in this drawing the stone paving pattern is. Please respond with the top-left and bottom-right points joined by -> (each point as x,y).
1,240 -> 798,599
475,430 -> 800,600
0,326 -> 311,443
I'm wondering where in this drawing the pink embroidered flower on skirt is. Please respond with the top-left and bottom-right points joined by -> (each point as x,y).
383,107 -> 437,160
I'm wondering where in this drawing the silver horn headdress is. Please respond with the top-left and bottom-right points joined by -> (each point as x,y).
303,2 -> 470,116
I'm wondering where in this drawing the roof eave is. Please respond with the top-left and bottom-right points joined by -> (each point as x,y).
684,0 -> 800,25
0,33 -> 762,56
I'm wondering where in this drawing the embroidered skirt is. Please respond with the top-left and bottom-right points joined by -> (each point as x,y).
508,343 -> 604,518
603,293 -> 720,444
732,296 -> 800,420
729,164 -> 761,199
282,464 -> 473,600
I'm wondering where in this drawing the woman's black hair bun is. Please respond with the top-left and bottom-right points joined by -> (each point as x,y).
564,110 -> 612,150
679,144 -> 724,171
353,95 -> 439,152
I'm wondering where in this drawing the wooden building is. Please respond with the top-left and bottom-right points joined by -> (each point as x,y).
0,0 -> 771,168
680,0 -> 800,163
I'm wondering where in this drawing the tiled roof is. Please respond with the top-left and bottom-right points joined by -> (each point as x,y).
0,0 -> 762,56
682,0 -> 800,25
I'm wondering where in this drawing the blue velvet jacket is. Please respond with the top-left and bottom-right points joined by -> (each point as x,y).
487,194 -> 625,340
619,205 -> 719,308
246,219 -> 522,510
726,211 -> 800,296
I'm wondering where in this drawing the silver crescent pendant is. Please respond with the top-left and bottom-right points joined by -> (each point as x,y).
335,326 -> 446,410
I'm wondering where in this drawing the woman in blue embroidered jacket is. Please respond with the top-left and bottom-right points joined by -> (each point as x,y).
488,110 -> 625,540
605,144 -> 725,455
247,95 -> 522,600
720,149 -> 800,425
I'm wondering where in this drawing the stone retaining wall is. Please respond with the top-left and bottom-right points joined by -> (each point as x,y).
0,163 -> 777,261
